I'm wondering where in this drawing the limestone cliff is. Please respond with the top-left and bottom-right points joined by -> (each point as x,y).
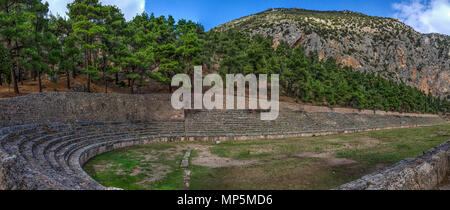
214,8 -> 450,98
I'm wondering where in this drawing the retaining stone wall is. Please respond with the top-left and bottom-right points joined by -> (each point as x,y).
336,141 -> 450,190
0,92 -> 183,127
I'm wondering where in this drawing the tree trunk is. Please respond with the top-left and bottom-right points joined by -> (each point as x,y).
103,54 -> 107,93
85,36 -> 89,92
5,5 -> 17,94
86,47 -> 91,93
87,74 -> 91,93
104,72 -> 108,93
19,68 -> 23,85
0,73 -> 3,86
130,79 -> 134,94
72,58 -> 77,78
115,72 -> 119,85
66,70 -> 71,90
12,62 -> 19,94
38,70 -> 42,92
105,79 -> 108,94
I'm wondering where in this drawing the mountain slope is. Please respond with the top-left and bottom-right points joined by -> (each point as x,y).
213,8 -> 450,98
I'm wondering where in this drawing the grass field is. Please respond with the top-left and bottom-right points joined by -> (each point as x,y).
84,124 -> 450,190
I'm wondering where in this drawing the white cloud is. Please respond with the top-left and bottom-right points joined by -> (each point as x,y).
46,0 -> 145,21
392,0 -> 450,35
101,0 -> 145,21
46,0 -> 69,17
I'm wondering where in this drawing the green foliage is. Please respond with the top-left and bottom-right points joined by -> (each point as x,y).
0,1 -> 447,114
0,0 -> 44,92
205,31 -> 449,114
68,0 -> 106,92
84,65 -> 100,79
56,16 -> 80,83
0,44 -> 11,83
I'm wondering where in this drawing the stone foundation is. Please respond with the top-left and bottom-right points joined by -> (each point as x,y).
336,141 -> 450,190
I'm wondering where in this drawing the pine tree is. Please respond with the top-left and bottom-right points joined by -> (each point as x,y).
29,0 -> 50,92
56,16 -> 80,89
176,20 -> 202,76
99,5 -> 125,93
0,0 -> 36,94
68,0 -> 106,92
0,43 -> 11,86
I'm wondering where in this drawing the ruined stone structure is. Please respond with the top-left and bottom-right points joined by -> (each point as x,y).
336,141 -> 449,190
0,93 -> 447,190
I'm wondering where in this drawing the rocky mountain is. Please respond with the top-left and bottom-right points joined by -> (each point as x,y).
213,8 -> 450,99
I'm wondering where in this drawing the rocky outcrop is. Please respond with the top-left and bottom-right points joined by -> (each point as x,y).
336,141 -> 450,190
214,8 -> 450,98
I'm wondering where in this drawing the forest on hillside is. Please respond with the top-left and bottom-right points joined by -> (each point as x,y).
0,0 -> 448,114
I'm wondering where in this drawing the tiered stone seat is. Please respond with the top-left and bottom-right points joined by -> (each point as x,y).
184,110 -> 446,139
0,109 -> 446,190
0,120 -> 185,190
1,93 -> 446,190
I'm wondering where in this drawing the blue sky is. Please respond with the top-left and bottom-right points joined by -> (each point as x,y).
46,0 -> 450,35
146,0 -> 399,30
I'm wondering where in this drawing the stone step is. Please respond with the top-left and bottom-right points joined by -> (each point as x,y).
0,113 -> 443,190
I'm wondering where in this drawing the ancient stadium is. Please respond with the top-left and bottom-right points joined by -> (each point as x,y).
0,92 -> 448,190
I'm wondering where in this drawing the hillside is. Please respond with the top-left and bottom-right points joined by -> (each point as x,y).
1,2 -> 448,115
0,75 -> 172,98
213,8 -> 450,99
